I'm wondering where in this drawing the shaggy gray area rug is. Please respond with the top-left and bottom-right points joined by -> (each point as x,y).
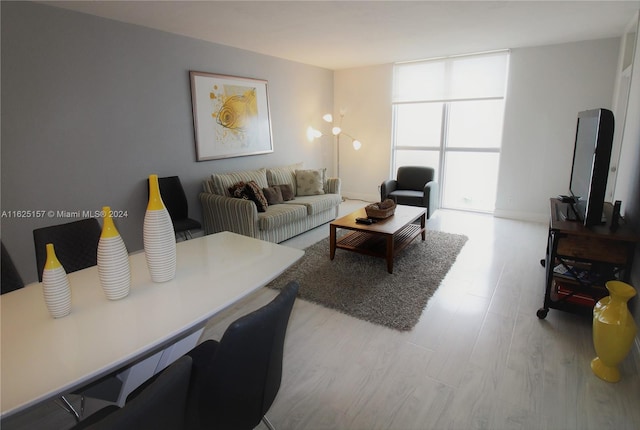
267,230 -> 468,331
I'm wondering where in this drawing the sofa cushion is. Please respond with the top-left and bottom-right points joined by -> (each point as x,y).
262,186 -> 284,205
282,194 -> 341,215
211,168 -> 269,196
257,203 -> 307,231
296,169 -> 325,196
266,163 -> 303,190
203,179 -> 215,194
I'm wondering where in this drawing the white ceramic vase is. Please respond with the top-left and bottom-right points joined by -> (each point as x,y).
42,243 -> 72,318
98,206 -> 131,300
143,174 -> 176,282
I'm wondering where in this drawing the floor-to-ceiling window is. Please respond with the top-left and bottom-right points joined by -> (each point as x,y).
392,51 -> 509,213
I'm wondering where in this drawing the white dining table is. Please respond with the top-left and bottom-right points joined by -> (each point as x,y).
0,232 -> 303,418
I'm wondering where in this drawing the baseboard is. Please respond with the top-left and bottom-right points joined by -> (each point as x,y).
340,201 -> 549,223
342,191 -> 377,203
493,209 -> 548,224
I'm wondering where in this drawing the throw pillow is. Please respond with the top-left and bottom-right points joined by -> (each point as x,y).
262,186 -> 284,205
244,181 -> 269,212
228,181 -> 247,197
229,181 -> 269,212
277,184 -> 295,201
295,169 -> 325,196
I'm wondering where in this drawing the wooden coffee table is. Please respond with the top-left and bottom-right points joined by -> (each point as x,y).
329,205 -> 426,274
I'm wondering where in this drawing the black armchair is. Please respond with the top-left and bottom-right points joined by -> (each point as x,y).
186,281 -> 299,430
33,218 -> 114,421
381,166 -> 438,218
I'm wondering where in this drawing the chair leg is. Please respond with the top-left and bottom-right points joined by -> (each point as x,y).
262,415 -> 276,430
57,395 -> 81,423
80,394 -> 86,417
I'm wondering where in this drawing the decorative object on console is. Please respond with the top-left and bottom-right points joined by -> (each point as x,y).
591,280 -> 637,382
190,71 -> 273,161
97,206 -> 131,300
307,112 -> 362,178
42,243 -> 72,318
144,174 -> 177,282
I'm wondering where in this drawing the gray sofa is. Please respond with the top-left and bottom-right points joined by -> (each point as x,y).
200,164 -> 341,243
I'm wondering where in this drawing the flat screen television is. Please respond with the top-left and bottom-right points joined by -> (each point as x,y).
568,108 -> 615,226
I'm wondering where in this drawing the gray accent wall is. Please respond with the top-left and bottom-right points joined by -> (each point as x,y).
1,1 -> 334,283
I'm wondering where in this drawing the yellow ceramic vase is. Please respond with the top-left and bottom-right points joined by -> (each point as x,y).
143,174 -> 176,282
42,243 -> 72,318
97,206 -> 131,300
591,280 -> 637,382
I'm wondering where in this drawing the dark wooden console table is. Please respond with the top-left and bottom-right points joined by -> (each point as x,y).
537,198 -> 639,319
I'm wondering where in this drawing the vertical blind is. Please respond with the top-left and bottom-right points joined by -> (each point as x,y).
392,50 -> 509,103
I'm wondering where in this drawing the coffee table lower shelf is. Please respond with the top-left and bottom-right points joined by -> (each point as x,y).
335,223 -> 423,273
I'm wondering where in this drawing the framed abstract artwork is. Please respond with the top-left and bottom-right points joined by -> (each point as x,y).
189,71 -> 273,161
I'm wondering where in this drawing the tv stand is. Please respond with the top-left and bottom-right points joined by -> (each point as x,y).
556,201 -> 580,222
538,199 -> 639,319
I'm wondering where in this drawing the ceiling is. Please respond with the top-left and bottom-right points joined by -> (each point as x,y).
47,1 -> 640,70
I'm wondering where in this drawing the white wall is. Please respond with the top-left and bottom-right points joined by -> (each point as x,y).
613,14 -> 640,216
614,15 -> 640,327
333,64 -> 394,202
334,38 -> 620,220
495,38 -> 620,222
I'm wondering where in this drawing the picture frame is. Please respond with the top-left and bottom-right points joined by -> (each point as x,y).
189,71 -> 273,161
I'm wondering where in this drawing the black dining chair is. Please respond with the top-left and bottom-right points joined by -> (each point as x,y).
185,281 -> 300,430
154,176 -> 201,240
1,241 -> 24,294
33,218 -> 102,282
72,355 -> 193,430
33,217 -> 106,420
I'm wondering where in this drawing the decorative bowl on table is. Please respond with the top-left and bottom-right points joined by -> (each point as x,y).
365,199 -> 396,219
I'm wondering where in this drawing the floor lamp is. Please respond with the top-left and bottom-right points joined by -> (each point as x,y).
307,113 -> 361,179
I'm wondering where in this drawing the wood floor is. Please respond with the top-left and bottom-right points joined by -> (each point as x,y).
5,200 -> 639,429
204,200 -> 640,430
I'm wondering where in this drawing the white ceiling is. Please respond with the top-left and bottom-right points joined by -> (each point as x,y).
47,1 -> 640,70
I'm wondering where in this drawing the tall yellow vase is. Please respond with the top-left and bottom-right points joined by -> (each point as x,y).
42,243 -> 72,318
591,280 -> 637,382
143,174 -> 176,282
